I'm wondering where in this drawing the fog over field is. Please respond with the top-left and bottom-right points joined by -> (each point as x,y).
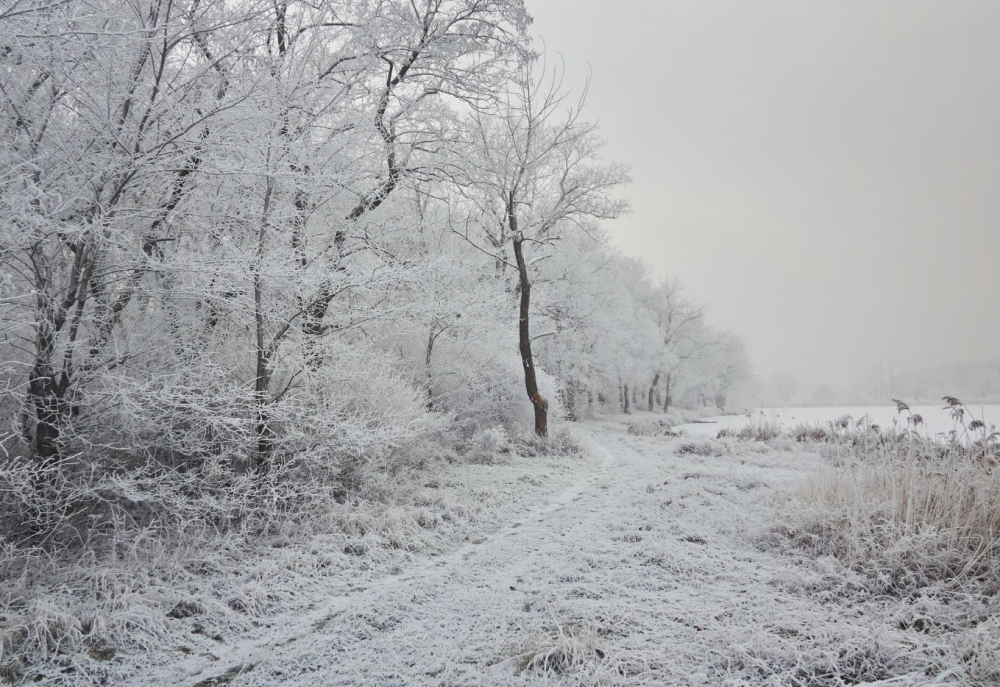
1,1 -> 997,685
528,0 -> 1000,394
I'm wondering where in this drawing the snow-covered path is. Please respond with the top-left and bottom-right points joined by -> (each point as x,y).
133,419 -> 929,686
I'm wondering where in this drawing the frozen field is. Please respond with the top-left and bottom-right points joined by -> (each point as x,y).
108,416 -> 997,686
676,404 -> 1000,439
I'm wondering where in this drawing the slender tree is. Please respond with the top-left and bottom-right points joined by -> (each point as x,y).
457,55 -> 629,435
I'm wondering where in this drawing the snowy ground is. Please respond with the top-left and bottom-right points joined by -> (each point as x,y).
103,414 -> 998,686
676,405 -> 1000,438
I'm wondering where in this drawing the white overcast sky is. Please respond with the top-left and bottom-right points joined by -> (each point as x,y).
526,0 -> 1000,387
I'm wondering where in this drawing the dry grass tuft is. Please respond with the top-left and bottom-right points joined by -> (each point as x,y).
776,398 -> 1000,604
717,414 -> 783,441
627,419 -> 675,437
797,446 -> 1000,596
511,425 -> 583,458
517,622 -> 606,675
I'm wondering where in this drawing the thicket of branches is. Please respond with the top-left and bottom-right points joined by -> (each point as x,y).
0,0 -> 749,547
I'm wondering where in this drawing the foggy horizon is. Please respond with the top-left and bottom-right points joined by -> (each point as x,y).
527,0 -> 1000,391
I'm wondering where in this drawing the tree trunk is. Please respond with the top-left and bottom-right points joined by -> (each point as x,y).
662,373 -> 672,413
648,372 -> 660,411
25,231 -> 97,460
425,322 -> 436,410
252,180 -> 274,473
715,391 -> 726,410
511,231 -> 547,437
623,382 -> 630,414
27,366 -> 66,460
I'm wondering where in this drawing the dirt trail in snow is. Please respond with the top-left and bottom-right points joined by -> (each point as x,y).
133,420 -> 883,687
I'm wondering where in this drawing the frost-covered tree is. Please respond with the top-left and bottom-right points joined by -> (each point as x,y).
0,0 -> 752,569
0,0 -> 531,468
645,279 -> 708,412
455,55 -> 629,436
531,235 -> 658,419
770,372 -> 804,406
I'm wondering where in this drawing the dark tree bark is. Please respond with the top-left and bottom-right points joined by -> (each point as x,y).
511,225 -> 547,437
425,320 -> 443,410
27,362 -> 68,459
252,179 -> 275,472
24,229 -> 97,459
623,382 -> 630,414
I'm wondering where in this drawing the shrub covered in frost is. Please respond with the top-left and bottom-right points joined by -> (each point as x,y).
465,426 -> 512,464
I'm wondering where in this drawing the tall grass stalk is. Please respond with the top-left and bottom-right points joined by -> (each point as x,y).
804,449 -> 1000,591
789,398 -> 1000,595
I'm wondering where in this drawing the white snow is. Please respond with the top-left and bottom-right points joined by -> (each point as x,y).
676,404 -> 1000,438
110,415 -> 996,686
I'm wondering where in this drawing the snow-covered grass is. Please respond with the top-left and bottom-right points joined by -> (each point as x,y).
678,404 -> 1000,439
716,412 -> 784,441
0,427 -> 592,685
712,401 -> 1000,598
6,414 -> 999,686
798,446 -> 1000,591
626,406 -> 740,438
690,403 -> 1000,682
764,423 -> 1000,684
133,416 -> 998,685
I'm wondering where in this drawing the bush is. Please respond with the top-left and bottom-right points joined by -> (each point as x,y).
791,423 -> 832,442
511,425 -> 582,458
717,413 -> 782,441
421,330 -> 564,438
465,426 -> 512,464
627,419 -> 674,437
676,441 -> 726,457
0,338 -> 451,682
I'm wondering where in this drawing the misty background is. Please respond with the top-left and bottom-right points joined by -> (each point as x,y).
527,0 -> 1000,405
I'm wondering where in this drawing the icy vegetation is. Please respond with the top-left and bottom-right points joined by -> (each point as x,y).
2,0 -> 997,685
3,408 -> 999,685
0,0 -> 753,682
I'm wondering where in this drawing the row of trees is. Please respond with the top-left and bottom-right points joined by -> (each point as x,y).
1,0 -> 749,488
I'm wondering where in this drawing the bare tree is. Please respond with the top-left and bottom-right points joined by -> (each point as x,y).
457,55 -> 629,436
862,363 -> 911,404
0,0 -> 254,458
644,279 -> 707,412
771,372 -> 803,406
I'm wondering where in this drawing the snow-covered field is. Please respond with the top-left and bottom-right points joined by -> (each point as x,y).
677,405 -> 1000,439
92,415 -> 997,686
